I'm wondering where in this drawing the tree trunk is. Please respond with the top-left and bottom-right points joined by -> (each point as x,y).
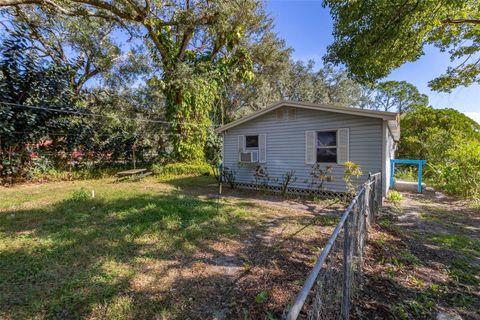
164,88 -> 207,162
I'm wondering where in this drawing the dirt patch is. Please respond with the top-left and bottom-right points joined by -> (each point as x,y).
353,192 -> 480,320
123,206 -> 340,319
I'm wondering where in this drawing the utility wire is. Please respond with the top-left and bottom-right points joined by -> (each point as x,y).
10,131 -> 112,136
0,101 -> 219,128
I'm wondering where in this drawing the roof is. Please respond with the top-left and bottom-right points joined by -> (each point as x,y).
217,100 -> 400,141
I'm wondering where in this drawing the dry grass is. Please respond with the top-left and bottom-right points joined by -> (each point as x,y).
353,192 -> 480,320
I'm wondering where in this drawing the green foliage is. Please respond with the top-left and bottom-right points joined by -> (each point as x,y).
429,142 -> 480,198
204,127 -> 223,181
162,78 -> 219,162
0,177 -> 260,318
429,234 -> 480,257
1,0 -> 274,162
378,216 -> 394,229
255,291 -> 268,304
392,303 -> 408,320
0,35 -> 164,184
153,162 -> 211,177
369,81 -> 428,113
324,0 -> 480,92
386,191 -> 403,204
399,106 -> 480,198
70,188 -> 90,201
307,164 -> 333,191
449,258 -> 480,286
0,36 -> 77,182
142,1 -> 263,161
30,165 -> 134,182
222,167 -> 237,189
204,127 -> 222,167
6,8 -> 146,92
343,161 -> 362,195
394,166 -> 417,182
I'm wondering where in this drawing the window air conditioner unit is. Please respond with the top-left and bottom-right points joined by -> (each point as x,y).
240,150 -> 259,163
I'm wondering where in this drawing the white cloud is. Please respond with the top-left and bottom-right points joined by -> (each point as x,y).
465,112 -> 480,124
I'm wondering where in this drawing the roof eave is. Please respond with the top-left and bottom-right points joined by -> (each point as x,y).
216,101 -> 399,133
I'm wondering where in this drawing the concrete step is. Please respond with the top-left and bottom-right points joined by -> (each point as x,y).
393,180 -> 427,193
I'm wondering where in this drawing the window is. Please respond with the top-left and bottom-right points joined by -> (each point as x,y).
317,131 -> 337,163
245,135 -> 259,149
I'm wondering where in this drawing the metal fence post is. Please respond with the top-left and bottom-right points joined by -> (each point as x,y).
341,215 -> 351,319
284,173 -> 382,320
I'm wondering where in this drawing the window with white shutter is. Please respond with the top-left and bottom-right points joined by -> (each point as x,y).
238,135 -> 245,161
337,128 -> 349,164
307,129 -> 350,164
305,131 -> 316,164
259,134 -> 266,163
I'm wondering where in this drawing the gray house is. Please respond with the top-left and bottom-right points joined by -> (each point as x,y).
217,101 -> 400,197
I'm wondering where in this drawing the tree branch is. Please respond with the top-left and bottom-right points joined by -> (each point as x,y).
0,0 -> 41,5
442,17 -> 480,25
177,28 -> 194,61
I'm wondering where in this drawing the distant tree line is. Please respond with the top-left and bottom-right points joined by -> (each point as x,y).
0,1 -> 431,183
2,0 -> 478,199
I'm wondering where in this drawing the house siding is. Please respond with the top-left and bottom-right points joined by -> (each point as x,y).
223,107 -> 384,193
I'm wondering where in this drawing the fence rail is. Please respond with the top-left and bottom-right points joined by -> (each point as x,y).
284,172 -> 382,320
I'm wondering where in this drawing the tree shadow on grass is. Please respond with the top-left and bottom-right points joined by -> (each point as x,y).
0,188 -> 334,319
161,175 -> 345,219
0,192 -> 255,319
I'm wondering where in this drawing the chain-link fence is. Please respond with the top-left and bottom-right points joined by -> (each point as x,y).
284,172 -> 382,320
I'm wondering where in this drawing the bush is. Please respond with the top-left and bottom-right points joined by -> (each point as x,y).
152,162 -> 211,176
29,164 -> 137,182
429,141 -> 480,199
399,106 -> 480,199
70,188 -> 90,201
387,190 -> 403,203
395,166 -> 417,182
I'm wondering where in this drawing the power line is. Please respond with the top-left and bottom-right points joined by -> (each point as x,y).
0,101 -> 218,128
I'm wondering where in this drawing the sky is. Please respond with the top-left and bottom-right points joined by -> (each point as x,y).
266,0 -> 480,123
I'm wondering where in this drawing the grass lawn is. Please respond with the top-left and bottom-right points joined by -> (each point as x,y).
0,175 -> 341,319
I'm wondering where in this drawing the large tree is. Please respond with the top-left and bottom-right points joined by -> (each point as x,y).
0,0 -> 271,161
1,7 -> 148,93
224,57 -> 369,120
369,80 -> 429,113
323,0 -> 480,92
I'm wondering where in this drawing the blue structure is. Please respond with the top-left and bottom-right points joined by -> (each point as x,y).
390,159 -> 427,193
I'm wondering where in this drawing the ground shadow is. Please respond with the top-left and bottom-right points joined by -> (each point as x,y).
162,175 -> 345,217
0,184 -> 336,319
352,193 -> 480,320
